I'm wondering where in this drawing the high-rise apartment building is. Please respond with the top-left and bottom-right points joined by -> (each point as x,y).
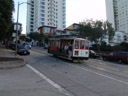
106,0 -> 128,33
26,0 -> 66,34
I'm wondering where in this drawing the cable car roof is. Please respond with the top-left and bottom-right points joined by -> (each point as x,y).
49,37 -> 89,41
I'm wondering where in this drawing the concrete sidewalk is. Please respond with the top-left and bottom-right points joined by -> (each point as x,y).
0,45 -> 26,69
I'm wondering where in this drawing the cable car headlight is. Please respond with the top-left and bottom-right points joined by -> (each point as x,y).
75,51 -> 79,55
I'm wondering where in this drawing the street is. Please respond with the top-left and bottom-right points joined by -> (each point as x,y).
1,47 -> 128,96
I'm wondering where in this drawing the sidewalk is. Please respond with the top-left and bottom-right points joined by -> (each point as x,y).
0,45 -> 26,69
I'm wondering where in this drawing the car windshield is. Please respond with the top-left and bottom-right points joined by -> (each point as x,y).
25,43 -> 31,45
18,45 -> 26,49
90,50 -> 95,53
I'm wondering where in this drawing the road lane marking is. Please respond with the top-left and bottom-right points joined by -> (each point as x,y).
31,49 -> 128,85
69,64 -> 128,85
26,64 -> 71,96
88,60 -> 119,71
27,64 -> 63,91
42,54 -> 128,85
96,67 -> 107,71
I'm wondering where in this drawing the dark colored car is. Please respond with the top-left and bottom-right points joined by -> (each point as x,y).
23,42 -> 31,49
17,45 -> 30,55
89,50 -> 99,58
44,44 -> 48,49
8,41 -> 16,50
102,52 -> 128,64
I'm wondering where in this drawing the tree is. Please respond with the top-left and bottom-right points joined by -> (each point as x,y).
28,32 -> 45,46
77,19 -> 115,53
90,20 -> 104,43
28,32 -> 39,41
19,35 -> 26,41
104,21 -> 115,43
120,42 -> 128,51
0,0 -> 14,41
78,20 -> 106,43
78,20 -> 105,51
37,32 -> 44,46
44,35 -> 52,44
78,19 -> 93,39
77,19 -> 115,44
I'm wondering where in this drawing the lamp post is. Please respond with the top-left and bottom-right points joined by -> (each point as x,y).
15,2 -> 32,56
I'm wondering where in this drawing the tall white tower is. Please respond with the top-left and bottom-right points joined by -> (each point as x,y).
26,0 -> 66,34
106,0 -> 128,33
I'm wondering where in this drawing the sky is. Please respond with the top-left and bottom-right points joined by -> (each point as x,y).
13,0 -> 107,34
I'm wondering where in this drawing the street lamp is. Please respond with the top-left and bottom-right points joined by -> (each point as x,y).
15,2 -> 32,56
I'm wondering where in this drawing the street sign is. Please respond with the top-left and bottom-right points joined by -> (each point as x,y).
12,32 -> 16,37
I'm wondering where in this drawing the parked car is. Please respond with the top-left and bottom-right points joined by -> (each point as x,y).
89,50 -> 99,58
23,42 -> 31,49
44,44 -> 48,49
17,45 -> 30,55
8,41 -> 16,50
102,52 -> 128,64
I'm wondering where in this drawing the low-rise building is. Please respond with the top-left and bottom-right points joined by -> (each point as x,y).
38,25 -> 56,35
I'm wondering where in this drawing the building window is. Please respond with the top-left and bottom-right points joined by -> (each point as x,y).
31,22 -> 33,24
31,29 -> 33,32
31,15 -> 34,17
41,10 -> 45,13
41,6 -> 45,9
41,14 -> 44,17
43,27 -> 51,34
41,2 -> 45,5
40,22 -> 44,25
31,8 -> 34,10
41,18 -> 44,21
63,25 -> 66,28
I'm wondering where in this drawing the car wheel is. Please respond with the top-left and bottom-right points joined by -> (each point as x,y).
118,60 -> 122,64
103,57 -> 107,61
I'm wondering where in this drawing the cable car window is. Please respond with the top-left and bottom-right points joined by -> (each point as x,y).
53,40 -> 55,45
49,40 -> 51,46
56,40 -> 58,46
52,40 -> 54,45
80,40 -> 84,49
56,40 -> 59,46
85,41 -> 89,49
75,40 -> 79,49
51,40 -> 53,45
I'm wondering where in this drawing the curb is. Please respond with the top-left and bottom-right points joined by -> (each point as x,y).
0,63 -> 26,70
0,57 -> 27,70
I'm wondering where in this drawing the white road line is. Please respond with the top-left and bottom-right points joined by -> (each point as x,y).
96,67 -> 107,71
27,64 -> 64,91
88,60 -> 119,71
43,54 -> 128,85
32,49 -> 128,85
26,64 -> 73,96
69,64 -> 128,85
26,64 -> 72,96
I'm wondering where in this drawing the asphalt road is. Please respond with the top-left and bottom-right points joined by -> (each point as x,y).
1,47 -> 128,96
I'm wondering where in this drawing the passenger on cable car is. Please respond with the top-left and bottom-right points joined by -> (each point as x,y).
64,43 -> 68,55
60,41 -> 64,53
68,42 -> 72,59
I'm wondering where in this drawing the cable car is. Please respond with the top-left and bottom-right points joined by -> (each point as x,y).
48,37 -> 89,61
